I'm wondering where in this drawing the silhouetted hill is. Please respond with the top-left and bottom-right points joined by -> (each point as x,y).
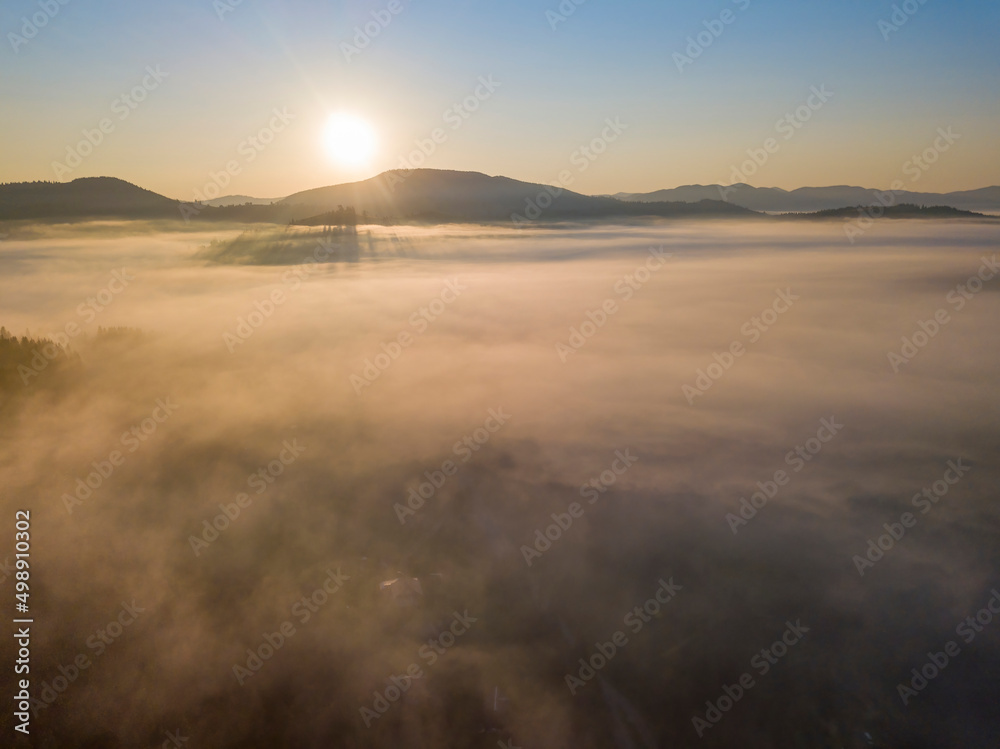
280,169 -> 752,222
1,172 -> 751,224
3,173 -> 997,225
614,184 -> 1000,214
0,177 -> 179,219
783,203 -> 990,219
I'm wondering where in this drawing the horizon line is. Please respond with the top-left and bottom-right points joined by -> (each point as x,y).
5,170 -> 998,204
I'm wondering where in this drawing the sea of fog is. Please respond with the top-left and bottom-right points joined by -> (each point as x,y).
0,218 -> 998,748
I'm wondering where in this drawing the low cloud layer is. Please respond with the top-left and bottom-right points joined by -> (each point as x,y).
1,218 -> 999,748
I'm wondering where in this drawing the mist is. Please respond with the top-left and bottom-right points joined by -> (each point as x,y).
1,218 -> 999,748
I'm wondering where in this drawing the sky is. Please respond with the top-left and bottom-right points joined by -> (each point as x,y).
1,0 -> 997,200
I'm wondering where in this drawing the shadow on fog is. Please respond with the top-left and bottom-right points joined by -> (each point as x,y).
0,218 -> 999,748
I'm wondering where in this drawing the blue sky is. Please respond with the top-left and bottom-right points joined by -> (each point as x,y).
2,0 -> 997,198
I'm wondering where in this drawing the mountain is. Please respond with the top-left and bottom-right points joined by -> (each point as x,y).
2,172 -> 995,224
0,177 -> 179,220
613,184 -> 1000,214
783,203 -> 987,219
202,195 -> 284,207
279,169 -> 751,222
0,172 -> 750,223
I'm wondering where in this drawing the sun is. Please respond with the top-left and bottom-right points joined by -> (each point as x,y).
323,113 -> 377,168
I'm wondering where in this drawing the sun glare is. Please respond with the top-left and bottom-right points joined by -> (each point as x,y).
323,112 -> 377,167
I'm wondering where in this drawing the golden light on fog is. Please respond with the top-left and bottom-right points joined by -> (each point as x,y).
323,112 -> 377,167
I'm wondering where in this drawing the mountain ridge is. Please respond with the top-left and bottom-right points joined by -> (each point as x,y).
277,169 -> 751,222
2,171 -> 997,222
612,183 -> 1000,213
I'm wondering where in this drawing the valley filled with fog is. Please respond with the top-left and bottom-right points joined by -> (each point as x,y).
1,218 -> 998,748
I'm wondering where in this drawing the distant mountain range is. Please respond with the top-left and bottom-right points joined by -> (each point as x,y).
0,171 -> 997,223
0,172 -> 751,223
611,184 -> 1000,214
